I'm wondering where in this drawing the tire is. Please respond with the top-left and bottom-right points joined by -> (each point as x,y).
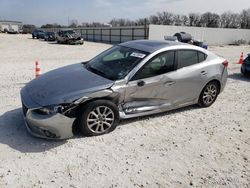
78,100 -> 120,136
198,81 -> 219,107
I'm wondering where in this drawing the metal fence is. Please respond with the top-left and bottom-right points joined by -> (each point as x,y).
47,26 -> 149,44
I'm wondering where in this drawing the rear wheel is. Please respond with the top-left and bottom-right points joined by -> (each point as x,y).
199,81 -> 219,107
78,100 -> 120,136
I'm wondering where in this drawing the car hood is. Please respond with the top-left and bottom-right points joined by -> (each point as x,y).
24,63 -> 114,107
66,33 -> 81,39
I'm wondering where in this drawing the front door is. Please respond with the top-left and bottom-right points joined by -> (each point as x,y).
123,50 -> 177,114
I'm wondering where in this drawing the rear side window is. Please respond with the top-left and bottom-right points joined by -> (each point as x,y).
177,50 -> 198,69
198,52 -> 207,63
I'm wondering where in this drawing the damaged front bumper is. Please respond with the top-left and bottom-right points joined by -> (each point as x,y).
21,87 -> 76,139
68,38 -> 84,45
23,108 -> 75,139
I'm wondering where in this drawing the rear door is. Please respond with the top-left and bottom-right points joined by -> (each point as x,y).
172,50 -> 208,105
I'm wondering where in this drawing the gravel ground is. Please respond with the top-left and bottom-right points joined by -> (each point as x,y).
0,34 -> 249,188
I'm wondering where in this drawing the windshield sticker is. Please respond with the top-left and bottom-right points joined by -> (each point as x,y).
130,52 -> 146,58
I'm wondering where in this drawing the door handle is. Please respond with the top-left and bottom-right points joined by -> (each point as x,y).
137,80 -> 145,87
164,81 -> 175,86
200,71 -> 207,75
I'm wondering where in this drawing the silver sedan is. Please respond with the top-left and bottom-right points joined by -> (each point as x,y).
21,40 -> 228,139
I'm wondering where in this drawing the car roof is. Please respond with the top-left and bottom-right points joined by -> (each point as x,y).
119,40 -> 188,53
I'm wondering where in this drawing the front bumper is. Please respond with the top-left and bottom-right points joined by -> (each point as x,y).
68,39 -> 84,44
21,87 -> 75,139
23,108 -> 75,139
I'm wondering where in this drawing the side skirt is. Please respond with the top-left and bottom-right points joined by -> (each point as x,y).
119,100 -> 197,119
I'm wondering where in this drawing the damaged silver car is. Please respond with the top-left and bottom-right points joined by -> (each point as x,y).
21,40 -> 228,139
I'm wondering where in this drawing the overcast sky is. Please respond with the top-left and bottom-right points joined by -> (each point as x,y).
0,0 -> 249,26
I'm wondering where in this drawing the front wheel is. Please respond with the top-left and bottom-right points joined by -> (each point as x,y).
78,100 -> 120,136
199,81 -> 219,107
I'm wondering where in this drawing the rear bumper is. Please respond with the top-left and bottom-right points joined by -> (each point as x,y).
220,67 -> 228,93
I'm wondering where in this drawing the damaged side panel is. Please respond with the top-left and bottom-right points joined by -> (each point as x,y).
74,89 -> 121,105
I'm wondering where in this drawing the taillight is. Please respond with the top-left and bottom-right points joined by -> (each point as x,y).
222,60 -> 229,67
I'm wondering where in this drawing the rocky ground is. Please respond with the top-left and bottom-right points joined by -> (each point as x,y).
0,34 -> 249,188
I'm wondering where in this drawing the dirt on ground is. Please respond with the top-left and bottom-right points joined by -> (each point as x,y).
0,34 -> 249,188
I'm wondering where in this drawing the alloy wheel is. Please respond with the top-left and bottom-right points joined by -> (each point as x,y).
87,106 -> 114,134
202,84 -> 218,106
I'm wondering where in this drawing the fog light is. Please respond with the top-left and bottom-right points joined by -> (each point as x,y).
43,130 -> 57,138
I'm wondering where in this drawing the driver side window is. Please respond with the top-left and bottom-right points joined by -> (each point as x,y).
132,51 -> 175,80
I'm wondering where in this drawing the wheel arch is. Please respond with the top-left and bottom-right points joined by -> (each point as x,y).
199,78 -> 221,97
75,93 -> 120,117
206,79 -> 221,93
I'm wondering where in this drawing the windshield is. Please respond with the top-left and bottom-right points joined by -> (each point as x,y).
64,30 -> 75,35
85,45 -> 148,80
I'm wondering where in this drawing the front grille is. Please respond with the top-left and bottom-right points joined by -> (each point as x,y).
22,103 -> 28,116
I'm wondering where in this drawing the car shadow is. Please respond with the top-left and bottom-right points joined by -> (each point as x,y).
46,41 -> 57,44
0,108 -> 66,153
0,105 -> 201,153
228,73 -> 250,82
119,105 -> 200,126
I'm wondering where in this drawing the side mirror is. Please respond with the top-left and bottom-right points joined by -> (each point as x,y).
137,80 -> 145,87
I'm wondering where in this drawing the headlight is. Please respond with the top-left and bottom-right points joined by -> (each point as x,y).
34,105 -> 63,115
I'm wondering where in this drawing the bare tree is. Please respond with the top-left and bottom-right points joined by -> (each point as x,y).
157,11 -> 174,25
181,15 -> 189,26
240,9 -> 250,29
149,15 -> 160,24
220,11 -> 240,28
200,12 -> 220,27
109,18 -> 136,27
188,13 -> 201,26
173,14 -> 182,26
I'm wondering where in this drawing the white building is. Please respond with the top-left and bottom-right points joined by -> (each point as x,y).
0,20 -> 22,33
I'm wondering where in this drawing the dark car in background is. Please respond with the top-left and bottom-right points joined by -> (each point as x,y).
241,54 -> 250,77
44,32 -> 56,41
37,31 -> 45,39
56,29 -> 84,45
32,29 -> 45,39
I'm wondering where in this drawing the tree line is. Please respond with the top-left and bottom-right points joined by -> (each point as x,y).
40,9 -> 250,29
110,9 -> 250,29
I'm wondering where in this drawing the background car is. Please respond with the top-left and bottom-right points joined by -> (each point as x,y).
56,29 -> 84,45
32,29 -> 44,39
37,31 -> 45,39
44,32 -> 56,41
241,53 -> 250,77
7,28 -> 18,34
21,40 -> 228,139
